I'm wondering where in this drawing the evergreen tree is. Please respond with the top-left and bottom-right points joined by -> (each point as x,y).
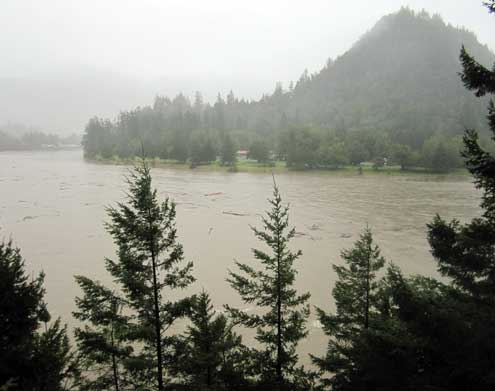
73,276 -> 132,391
0,240 -> 46,388
347,266 -> 473,390
189,131 -> 217,165
429,8 -> 495,305
248,140 -> 270,164
29,319 -> 80,391
0,239 -> 78,390
423,4 -> 495,388
170,291 -> 252,390
105,161 -> 195,391
220,132 -> 237,166
226,183 -> 310,390
312,228 -> 385,390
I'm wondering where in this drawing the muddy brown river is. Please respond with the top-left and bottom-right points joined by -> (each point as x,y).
0,149 -> 481,364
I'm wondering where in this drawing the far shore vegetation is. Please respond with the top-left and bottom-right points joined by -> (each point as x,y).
89,154 -> 469,176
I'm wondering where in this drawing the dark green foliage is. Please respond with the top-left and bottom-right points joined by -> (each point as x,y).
29,319 -> 80,391
248,140 -> 270,163
333,10 -> 495,387
428,215 -> 495,301
103,160 -> 195,390
350,267 -> 484,390
460,45 -> 495,97
73,276 -> 132,391
421,135 -> 463,171
459,46 -> 495,219
0,241 -> 46,378
226,183 -> 311,390
312,228 -> 385,390
388,8 -> 495,387
0,239 -> 77,390
317,142 -> 348,168
0,239 -> 46,388
169,291 -> 252,390
284,126 -> 319,168
189,130 -> 217,165
391,143 -> 415,169
329,5 -> 495,388
220,132 -> 237,166
428,7 -> 495,302
82,117 -> 115,159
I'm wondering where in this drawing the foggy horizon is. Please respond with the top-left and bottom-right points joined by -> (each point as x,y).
2,0 -> 495,133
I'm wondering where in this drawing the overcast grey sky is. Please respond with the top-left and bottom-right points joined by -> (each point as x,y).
2,1 -> 494,85
1,0 -> 494,132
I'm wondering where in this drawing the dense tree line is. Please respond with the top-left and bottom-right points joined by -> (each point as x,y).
82,96 -> 468,172
83,8 -> 494,172
3,3 -> 495,390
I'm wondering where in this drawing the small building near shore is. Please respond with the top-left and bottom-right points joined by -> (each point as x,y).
236,150 -> 249,160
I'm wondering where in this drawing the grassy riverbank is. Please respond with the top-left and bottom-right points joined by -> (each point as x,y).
90,155 -> 468,176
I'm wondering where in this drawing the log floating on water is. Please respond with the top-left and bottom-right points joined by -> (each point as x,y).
222,211 -> 250,217
204,192 -> 223,197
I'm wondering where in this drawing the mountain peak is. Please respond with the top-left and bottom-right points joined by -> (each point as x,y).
283,8 -> 494,144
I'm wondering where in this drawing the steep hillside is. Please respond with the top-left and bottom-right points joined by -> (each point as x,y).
275,8 -> 494,145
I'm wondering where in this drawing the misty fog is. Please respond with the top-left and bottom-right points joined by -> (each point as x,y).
1,0 -> 494,133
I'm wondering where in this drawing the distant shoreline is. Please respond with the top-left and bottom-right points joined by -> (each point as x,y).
0,145 -> 82,153
86,155 -> 468,177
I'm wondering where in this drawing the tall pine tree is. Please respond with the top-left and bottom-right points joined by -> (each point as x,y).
425,3 -> 495,388
429,1 -> 495,307
226,182 -> 310,390
312,228 -> 385,390
104,160 -> 195,390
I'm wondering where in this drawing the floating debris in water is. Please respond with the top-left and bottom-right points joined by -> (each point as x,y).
223,211 -> 249,217
205,192 -> 223,197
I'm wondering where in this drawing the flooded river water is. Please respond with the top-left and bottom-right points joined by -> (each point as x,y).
0,149 -> 481,363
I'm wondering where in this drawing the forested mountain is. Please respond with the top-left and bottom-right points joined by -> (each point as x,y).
83,8 -> 495,170
283,8 -> 493,143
